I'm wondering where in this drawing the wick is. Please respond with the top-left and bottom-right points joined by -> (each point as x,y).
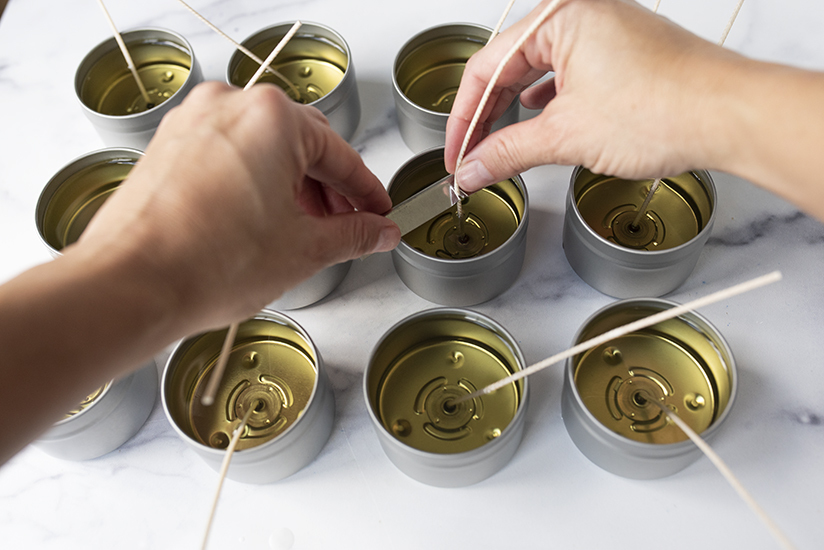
487,0 -> 517,46
718,0 -> 746,47
244,21 -> 302,91
200,406 -> 254,550
95,0 -> 152,106
450,271 -> 782,406
638,391 -> 797,550
630,177 -> 661,230
453,0 -> 565,218
172,0 -> 300,98
201,323 -> 239,406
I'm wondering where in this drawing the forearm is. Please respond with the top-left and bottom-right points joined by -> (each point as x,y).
0,246 -> 177,465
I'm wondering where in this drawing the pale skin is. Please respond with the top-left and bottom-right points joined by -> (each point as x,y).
445,0 -> 824,222
0,82 -> 401,465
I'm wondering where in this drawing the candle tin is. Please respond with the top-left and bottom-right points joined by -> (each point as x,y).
35,362 -> 158,460
227,22 -> 361,142
392,23 -> 519,152
562,298 -> 737,479
36,148 -> 143,255
388,147 -> 528,306
364,308 -> 529,487
161,310 -> 334,483
563,167 -> 717,298
75,28 -> 203,150
268,261 -> 351,310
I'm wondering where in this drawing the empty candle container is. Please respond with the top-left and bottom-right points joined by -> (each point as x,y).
393,23 -> 519,152
364,308 -> 529,487
388,147 -> 528,306
162,310 -> 335,483
75,28 -> 203,150
227,21 -> 360,142
563,167 -> 717,298
561,298 -> 737,479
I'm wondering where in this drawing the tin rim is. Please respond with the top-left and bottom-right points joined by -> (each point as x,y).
50,379 -> 116,426
226,21 -> 352,109
363,307 -> 529,459
160,309 -> 322,458
389,146 -> 529,269
568,166 -> 718,259
565,297 -> 738,452
74,27 -> 197,121
35,147 -> 144,256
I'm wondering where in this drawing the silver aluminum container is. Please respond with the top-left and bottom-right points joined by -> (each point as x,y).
562,298 -> 737,479
563,167 -> 717,298
388,147 -> 528,305
75,28 -> 203,150
268,260 -> 351,310
162,310 -> 334,484
36,148 -> 143,256
392,23 -> 519,152
364,308 -> 528,487
227,22 -> 361,142
35,361 -> 158,460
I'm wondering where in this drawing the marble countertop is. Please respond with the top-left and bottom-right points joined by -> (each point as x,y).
1,0 -> 823,548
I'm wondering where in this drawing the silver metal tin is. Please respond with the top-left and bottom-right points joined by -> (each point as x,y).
561,298 -> 737,479
35,361 -> 158,460
75,28 -> 203,150
268,260 -> 351,310
364,308 -> 529,487
392,23 -> 519,152
562,167 -> 717,298
161,310 -> 334,484
36,148 -> 143,256
388,147 -> 528,306
227,22 -> 361,142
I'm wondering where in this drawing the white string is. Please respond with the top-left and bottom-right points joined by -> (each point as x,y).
94,0 -> 151,104
453,271 -> 782,403
200,406 -> 254,550
487,0 -> 517,45
172,0 -> 299,97
453,0 -> 564,217
244,21 -> 303,91
648,399 -> 797,550
630,177 -> 661,228
201,322 -> 238,406
718,0 -> 746,47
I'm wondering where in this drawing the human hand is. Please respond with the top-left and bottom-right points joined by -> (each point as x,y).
445,0 -> 743,193
79,81 -> 400,334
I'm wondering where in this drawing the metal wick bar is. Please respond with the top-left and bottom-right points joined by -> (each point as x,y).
386,174 -> 463,236
630,177 -> 661,229
450,271 -> 783,406
201,323 -> 239,406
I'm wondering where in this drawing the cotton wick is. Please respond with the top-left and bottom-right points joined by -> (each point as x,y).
94,0 -> 152,106
451,270 -> 782,405
200,322 -> 239,406
244,21 -> 302,91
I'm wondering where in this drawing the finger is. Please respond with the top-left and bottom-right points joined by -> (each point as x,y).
305,211 -> 401,264
520,77 -> 557,110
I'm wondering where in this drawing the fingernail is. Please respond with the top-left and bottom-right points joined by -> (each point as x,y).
373,225 -> 401,254
456,160 -> 494,193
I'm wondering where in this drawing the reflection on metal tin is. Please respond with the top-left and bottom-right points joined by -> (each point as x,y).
392,23 -> 519,152
35,362 -> 158,461
563,167 -> 717,298
162,310 -> 334,483
562,298 -> 737,479
36,148 -> 143,256
227,22 -> 360,142
268,260 -> 351,310
388,147 -> 527,305
75,28 -> 203,150
365,308 -> 528,487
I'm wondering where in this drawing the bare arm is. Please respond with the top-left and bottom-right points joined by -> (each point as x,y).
0,82 -> 400,465
444,0 -> 824,221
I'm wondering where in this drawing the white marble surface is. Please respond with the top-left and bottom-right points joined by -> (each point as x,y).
1,0 -> 823,548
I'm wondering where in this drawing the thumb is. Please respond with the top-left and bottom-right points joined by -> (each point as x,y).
307,211 -> 401,264
455,116 -> 562,193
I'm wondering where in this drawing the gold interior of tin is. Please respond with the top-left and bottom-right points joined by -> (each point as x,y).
368,312 -> 523,454
41,158 -> 135,251
396,33 -> 486,113
229,32 -> 348,104
573,303 -> 733,444
573,169 -> 713,251
65,383 -> 109,418
165,317 -> 317,451
79,38 -> 191,115
390,156 -> 524,259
